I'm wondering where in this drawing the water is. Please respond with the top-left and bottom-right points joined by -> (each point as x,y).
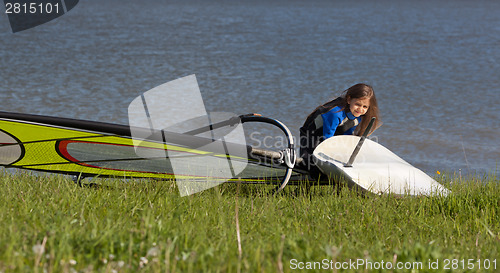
1,0 -> 499,175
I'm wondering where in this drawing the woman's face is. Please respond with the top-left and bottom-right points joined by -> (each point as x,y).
347,97 -> 370,117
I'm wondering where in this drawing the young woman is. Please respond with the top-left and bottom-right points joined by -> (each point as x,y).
299,83 -> 380,172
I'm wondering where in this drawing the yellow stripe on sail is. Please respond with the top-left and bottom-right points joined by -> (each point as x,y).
0,120 -> 98,142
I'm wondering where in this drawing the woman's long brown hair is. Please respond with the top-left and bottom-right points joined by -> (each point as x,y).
305,83 -> 380,136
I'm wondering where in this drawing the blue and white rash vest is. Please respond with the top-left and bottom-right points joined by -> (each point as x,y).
321,106 -> 361,139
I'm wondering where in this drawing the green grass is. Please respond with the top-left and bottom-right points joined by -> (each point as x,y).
0,170 -> 498,272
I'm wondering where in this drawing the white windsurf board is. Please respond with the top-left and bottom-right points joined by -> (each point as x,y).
312,135 -> 449,196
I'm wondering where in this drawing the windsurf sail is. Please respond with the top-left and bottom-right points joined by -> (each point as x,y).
0,111 -> 308,190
